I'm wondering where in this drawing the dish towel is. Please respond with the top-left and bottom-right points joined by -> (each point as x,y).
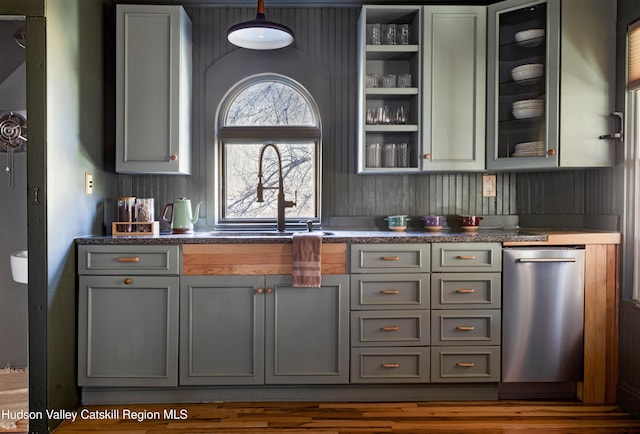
292,232 -> 323,287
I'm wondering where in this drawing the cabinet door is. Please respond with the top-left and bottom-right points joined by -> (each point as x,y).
78,276 -> 179,387
265,275 -> 349,384
422,6 -> 486,171
116,5 -> 191,174
179,276 -> 265,385
487,0 -> 615,170
486,0 -> 557,170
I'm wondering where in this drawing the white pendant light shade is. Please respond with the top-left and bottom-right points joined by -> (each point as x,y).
228,0 -> 294,50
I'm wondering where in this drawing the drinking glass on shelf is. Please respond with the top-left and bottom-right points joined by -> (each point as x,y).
366,143 -> 381,168
383,24 -> 397,45
398,24 -> 410,44
397,73 -> 412,88
382,74 -> 397,88
394,106 -> 407,124
382,143 -> 397,167
367,24 -> 382,45
366,73 -> 379,88
396,143 -> 409,167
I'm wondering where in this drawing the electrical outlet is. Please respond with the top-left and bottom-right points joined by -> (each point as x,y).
85,172 -> 94,195
483,174 -> 496,198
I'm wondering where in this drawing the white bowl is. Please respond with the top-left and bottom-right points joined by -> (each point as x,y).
511,64 -> 543,83
513,106 -> 544,119
514,29 -> 545,47
513,98 -> 543,107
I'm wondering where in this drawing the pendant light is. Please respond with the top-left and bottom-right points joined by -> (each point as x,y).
227,0 -> 294,50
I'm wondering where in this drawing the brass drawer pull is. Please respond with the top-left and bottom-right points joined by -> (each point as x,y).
456,255 -> 476,260
381,326 -> 399,331
456,288 -> 476,293
457,325 -> 475,331
457,362 -> 475,368
382,362 -> 400,368
380,256 -> 400,261
123,278 -> 133,285
117,256 -> 140,263
381,289 -> 400,295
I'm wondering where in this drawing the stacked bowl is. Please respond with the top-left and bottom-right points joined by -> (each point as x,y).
512,99 -> 543,119
511,63 -> 543,84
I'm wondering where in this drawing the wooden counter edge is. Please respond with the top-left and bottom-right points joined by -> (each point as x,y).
504,231 -> 621,246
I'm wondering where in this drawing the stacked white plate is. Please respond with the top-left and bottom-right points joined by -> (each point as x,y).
512,141 -> 545,157
514,29 -> 545,47
513,99 -> 543,119
511,63 -> 543,84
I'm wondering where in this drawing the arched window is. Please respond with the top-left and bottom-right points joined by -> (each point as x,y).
217,74 -> 321,228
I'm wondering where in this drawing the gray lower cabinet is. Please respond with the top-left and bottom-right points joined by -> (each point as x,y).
77,245 -> 181,387
180,274 -> 350,386
78,275 -> 179,387
350,244 -> 431,383
430,243 -> 502,383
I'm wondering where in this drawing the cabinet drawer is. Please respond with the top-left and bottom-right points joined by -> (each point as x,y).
350,347 -> 430,383
351,244 -> 430,273
350,274 -> 430,310
431,346 -> 500,383
431,243 -> 501,272
351,311 -> 430,346
431,273 -> 501,309
78,245 -> 180,275
431,310 -> 501,346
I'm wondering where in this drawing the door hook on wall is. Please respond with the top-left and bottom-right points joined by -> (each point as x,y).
599,112 -> 624,143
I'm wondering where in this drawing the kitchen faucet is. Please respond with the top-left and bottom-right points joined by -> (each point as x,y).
256,143 -> 296,232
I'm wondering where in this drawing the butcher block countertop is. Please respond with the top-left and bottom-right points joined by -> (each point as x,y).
503,229 -> 621,246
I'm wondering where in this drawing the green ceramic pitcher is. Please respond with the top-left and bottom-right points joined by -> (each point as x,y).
162,197 -> 201,234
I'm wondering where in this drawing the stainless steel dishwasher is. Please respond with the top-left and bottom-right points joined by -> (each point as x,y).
502,247 -> 585,383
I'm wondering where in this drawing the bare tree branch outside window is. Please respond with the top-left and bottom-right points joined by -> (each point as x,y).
221,79 -> 319,221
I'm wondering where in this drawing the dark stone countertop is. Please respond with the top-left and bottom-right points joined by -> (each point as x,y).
75,228 -> 548,245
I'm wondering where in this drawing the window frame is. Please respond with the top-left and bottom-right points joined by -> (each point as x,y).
215,73 -> 323,230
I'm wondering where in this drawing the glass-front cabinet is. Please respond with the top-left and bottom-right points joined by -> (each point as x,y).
358,6 -> 422,173
487,0 -> 615,170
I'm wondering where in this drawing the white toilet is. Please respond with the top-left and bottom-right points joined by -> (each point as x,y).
10,250 -> 27,284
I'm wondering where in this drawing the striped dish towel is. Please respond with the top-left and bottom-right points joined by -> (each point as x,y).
292,232 -> 323,287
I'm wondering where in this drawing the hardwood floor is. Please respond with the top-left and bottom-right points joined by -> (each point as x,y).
50,401 -> 640,433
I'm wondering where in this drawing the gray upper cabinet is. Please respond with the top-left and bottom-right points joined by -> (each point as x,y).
422,6 -> 486,172
357,5 -> 486,174
486,0 -> 615,170
116,5 -> 192,174
357,6 -> 422,174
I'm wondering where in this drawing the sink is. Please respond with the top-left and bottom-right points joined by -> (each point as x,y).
203,231 -> 334,237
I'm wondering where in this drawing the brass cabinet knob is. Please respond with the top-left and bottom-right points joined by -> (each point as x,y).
266,287 -> 273,294
256,287 -> 264,294
423,153 -> 431,160
547,149 -> 556,156
124,278 -> 132,285
170,154 -> 178,161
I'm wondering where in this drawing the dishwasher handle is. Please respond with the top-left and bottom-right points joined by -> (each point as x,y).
516,257 -> 577,263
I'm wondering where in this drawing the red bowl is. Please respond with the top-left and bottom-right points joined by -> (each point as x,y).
457,215 -> 483,227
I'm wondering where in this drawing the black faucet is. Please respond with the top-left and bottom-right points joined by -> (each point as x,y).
256,143 -> 296,232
